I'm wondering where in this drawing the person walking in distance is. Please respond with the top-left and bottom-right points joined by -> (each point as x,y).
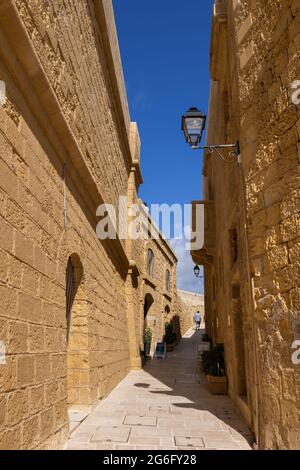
194,311 -> 201,330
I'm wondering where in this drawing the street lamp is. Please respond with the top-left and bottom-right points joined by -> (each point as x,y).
193,265 -> 203,278
182,107 -> 240,161
182,107 -> 206,149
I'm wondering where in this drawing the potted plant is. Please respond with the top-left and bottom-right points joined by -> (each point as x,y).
164,322 -> 177,352
144,328 -> 152,357
201,344 -> 227,395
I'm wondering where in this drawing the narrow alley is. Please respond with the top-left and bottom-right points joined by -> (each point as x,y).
66,329 -> 253,450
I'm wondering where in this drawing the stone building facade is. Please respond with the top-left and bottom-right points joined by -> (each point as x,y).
192,0 -> 300,449
0,0 -> 179,450
141,206 -> 178,357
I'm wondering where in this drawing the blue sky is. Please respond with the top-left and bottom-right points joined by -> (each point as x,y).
113,0 -> 214,293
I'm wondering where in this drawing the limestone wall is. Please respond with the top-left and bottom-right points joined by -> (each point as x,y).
0,0 -> 140,450
201,0 -> 300,450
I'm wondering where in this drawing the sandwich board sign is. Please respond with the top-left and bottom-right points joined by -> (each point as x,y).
155,342 -> 166,359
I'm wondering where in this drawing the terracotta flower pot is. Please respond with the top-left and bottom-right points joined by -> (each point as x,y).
207,375 -> 228,395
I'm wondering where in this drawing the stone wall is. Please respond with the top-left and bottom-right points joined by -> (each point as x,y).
196,0 -> 300,449
177,290 -> 205,335
0,0 -> 142,450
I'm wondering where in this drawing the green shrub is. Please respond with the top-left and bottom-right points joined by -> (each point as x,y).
144,328 -> 152,343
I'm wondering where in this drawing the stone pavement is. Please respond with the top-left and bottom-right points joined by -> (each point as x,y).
66,329 -> 253,450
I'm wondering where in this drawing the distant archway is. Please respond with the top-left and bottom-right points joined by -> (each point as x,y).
144,293 -> 154,320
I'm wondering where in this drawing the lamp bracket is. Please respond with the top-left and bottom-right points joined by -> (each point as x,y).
193,142 -> 240,163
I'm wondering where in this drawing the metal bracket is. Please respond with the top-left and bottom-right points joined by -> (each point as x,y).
193,141 -> 240,163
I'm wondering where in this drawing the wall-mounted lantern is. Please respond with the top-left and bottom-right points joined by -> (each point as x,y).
182,107 -> 240,162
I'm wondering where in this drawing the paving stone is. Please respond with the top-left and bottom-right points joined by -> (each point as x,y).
203,439 -> 244,450
91,427 -> 131,443
68,410 -> 89,422
84,415 -> 125,426
129,437 -> 161,446
123,415 -> 157,426
66,442 -> 98,450
149,405 -> 170,414
130,426 -> 171,438
174,436 -> 205,448
96,443 -> 117,450
66,329 -> 252,451
69,421 -> 80,434
184,420 -> 224,431
68,431 -> 94,443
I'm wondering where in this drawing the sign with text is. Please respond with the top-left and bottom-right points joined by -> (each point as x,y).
155,342 -> 166,359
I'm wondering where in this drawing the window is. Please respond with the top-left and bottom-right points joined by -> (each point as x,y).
166,269 -> 171,292
147,249 -> 154,277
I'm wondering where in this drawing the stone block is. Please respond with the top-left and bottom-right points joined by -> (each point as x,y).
17,355 -> 35,387
6,389 -> 28,426
18,291 -> 42,324
0,285 -> 18,320
29,385 -> 45,415
0,425 -> 22,450
0,158 -> 18,201
29,324 -> 45,353
237,15 -> 252,45
23,415 -> 41,449
45,381 -> 60,407
0,394 -> 5,430
8,321 -> 28,353
40,407 -> 55,441
22,265 -> 39,296
14,231 -> 33,266
239,41 -> 254,69
0,217 -> 13,253
35,354 -> 51,384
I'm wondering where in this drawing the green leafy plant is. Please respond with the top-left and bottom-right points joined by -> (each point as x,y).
164,322 -> 177,345
201,344 -> 225,377
144,328 -> 152,343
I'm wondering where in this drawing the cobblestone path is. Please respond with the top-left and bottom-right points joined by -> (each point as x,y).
66,329 -> 253,450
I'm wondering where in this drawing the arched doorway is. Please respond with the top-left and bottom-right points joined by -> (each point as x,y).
144,293 -> 154,326
65,253 -> 90,406
143,293 -> 154,358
